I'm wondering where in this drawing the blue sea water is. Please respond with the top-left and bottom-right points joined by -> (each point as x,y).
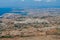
0,8 -> 12,15
0,7 -> 60,16
0,8 -> 27,16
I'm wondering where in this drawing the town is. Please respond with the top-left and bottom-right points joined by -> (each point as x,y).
0,8 -> 59,40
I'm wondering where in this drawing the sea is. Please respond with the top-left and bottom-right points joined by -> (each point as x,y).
0,8 -> 27,16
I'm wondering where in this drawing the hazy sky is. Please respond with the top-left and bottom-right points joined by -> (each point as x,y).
0,0 -> 60,8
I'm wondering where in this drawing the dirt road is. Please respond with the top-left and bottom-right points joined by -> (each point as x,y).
0,35 -> 59,40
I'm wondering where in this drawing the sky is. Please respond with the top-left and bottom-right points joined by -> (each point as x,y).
0,0 -> 60,8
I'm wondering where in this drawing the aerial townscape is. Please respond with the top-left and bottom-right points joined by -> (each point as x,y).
0,8 -> 59,40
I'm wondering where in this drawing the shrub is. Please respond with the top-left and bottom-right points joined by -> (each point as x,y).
0,35 -> 14,38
